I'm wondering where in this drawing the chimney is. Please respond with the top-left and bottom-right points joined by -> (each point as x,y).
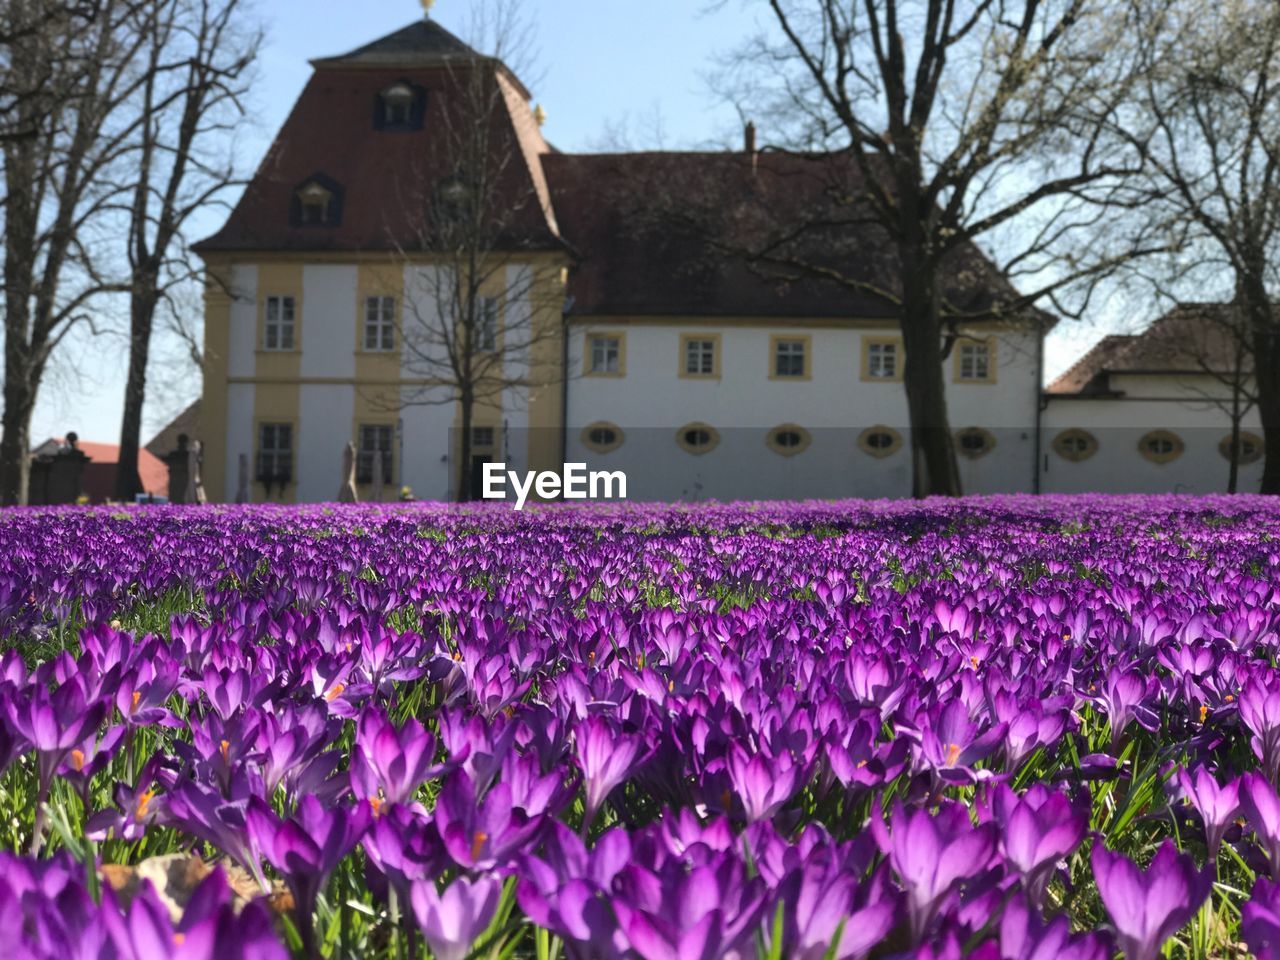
744,121 -> 758,176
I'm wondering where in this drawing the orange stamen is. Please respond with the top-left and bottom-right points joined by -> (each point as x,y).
70,749 -> 85,772
969,656 -> 979,668
470,831 -> 488,861
173,933 -> 185,946
219,739 -> 230,763
944,743 -> 961,767
369,796 -> 383,817
325,683 -> 345,702
130,690 -> 142,714
136,789 -> 156,819
1199,704 -> 1209,723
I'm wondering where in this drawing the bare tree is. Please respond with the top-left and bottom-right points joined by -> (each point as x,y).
0,0 -> 149,505
1112,0 -> 1280,494
710,0 -> 1158,496
384,3 -> 565,501
112,0 -> 258,502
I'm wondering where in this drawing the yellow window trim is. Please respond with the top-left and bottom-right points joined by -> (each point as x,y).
675,421 -> 720,455
356,292 -> 401,355
1219,431 -> 1264,464
860,335 -> 904,382
765,424 -> 811,457
678,332 -> 722,379
581,421 -> 624,454
260,292 -> 302,353
584,330 -> 626,377
353,420 -> 399,488
768,334 -> 812,381
955,426 -> 997,459
858,425 -> 903,459
1052,428 -> 1099,463
952,336 -> 997,384
1138,429 -> 1184,464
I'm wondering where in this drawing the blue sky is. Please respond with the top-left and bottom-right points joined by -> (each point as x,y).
33,0 -> 1094,446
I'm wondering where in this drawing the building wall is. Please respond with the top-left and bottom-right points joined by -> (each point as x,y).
562,320 -> 1040,501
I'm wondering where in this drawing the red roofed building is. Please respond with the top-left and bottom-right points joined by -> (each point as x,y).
30,438 -> 168,504
192,14 -> 1054,503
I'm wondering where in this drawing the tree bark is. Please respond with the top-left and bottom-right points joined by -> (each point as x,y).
1242,273 -> 1280,494
115,282 -> 158,502
457,390 -> 474,502
898,242 -> 961,497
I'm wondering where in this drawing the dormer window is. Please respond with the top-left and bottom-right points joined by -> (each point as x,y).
298,182 -> 330,224
375,81 -> 426,131
290,173 -> 343,227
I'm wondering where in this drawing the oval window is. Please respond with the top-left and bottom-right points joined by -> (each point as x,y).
858,426 -> 902,458
581,421 -> 623,454
1219,432 -> 1263,464
1052,428 -> 1098,462
766,424 -> 811,456
1138,430 -> 1183,463
676,422 -> 719,455
955,427 -> 996,459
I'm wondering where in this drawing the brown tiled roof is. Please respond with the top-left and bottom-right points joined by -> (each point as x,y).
1047,303 -> 1252,395
310,19 -> 479,69
543,150 -> 1036,321
194,43 -> 557,254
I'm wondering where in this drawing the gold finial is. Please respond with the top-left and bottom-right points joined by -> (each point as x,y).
533,103 -> 546,126
420,0 -> 434,17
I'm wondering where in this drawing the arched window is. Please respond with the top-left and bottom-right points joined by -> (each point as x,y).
1219,431 -> 1263,464
955,427 -> 996,459
1052,428 -> 1099,462
858,426 -> 902,458
765,424 -> 811,456
676,422 -> 719,455
1138,430 -> 1184,464
581,422 -> 624,454
290,174 -> 343,227
375,81 -> 426,130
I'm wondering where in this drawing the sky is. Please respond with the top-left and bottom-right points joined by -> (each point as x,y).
32,0 -> 1100,446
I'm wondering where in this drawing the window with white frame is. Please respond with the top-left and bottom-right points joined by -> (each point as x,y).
264,296 -> 296,351
684,338 -> 716,375
773,339 -> 806,377
477,298 -> 498,352
957,341 -> 991,381
256,423 -> 293,484
866,340 -> 897,379
364,296 -> 395,351
589,335 -> 621,374
471,426 -> 495,448
357,425 -> 394,484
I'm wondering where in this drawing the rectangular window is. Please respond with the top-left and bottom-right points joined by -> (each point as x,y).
684,338 -> 716,376
866,341 -> 898,379
356,424 -> 394,484
364,296 -> 395,351
264,296 -> 296,351
957,341 -> 992,381
773,338 -> 807,378
477,298 -> 498,352
472,426 -> 495,448
588,334 -> 622,375
256,423 -> 293,483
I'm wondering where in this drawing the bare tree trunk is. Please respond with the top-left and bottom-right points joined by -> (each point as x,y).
458,389 -> 474,502
1240,274 -> 1280,494
115,284 -> 157,501
899,244 -> 960,497
0,370 -> 36,506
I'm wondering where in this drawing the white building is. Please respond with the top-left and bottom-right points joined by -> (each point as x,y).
188,18 -> 1263,503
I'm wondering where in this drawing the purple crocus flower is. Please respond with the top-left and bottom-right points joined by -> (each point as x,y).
919,699 -> 1007,784
1091,840 -> 1212,960
409,876 -> 502,960
574,715 -> 644,831
1243,876 -> 1280,960
870,799 -> 997,945
1174,766 -> 1240,862
725,743 -> 801,823
350,708 -> 447,810
998,897 -> 1110,960
1240,675 -> 1280,785
1240,772 -> 1280,879
771,861 -> 897,960
247,794 -> 370,956
434,771 -> 543,872
987,784 -> 1086,906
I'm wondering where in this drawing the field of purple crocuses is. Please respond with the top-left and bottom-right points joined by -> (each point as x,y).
5,495 -> 1280,958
